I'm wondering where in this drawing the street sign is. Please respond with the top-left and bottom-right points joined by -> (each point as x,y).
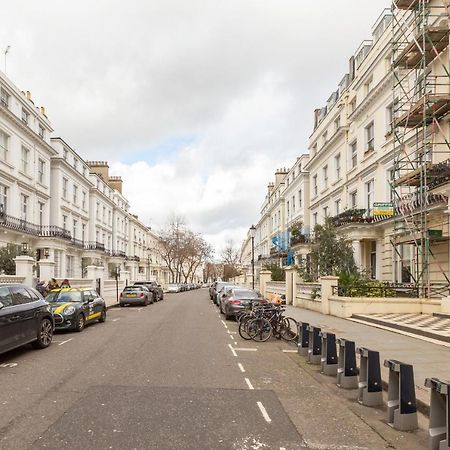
373,202 -> 394,216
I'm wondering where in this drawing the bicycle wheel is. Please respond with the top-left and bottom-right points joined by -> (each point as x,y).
238,315 -> 253,340
248,318 -> 272,342
279,317 -> 298,341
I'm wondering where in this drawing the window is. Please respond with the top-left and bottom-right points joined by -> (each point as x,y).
335,199 -> 341,215
298,190 -> 302,208
63,215 -> 67,230
11,286 -> 32,305
0,87 -> 9,108
0,184 -> 8,214
287,201 -> 290,217
21,108 -> 29,125
313,212 -> 318,226
73,184 -> 78,204
62,177 -> 68,199
365,121 -> 375,152
108,210 -> 111,225
386,104 -> 394,134
0,129 -> 9,161
350,141 -> 358,169
323,206 -> 329,218
82,223 -> 86,242
323,165 -> 328,189
38,159 -> 45,184
365,179 -> 374,215
82,191 -> 87,210
335,153 -> 341,180
364,77 -> 373,95
21,147 -> 29,173
292,195 -> 296,213
350,98 -> 356,113
38,202 -> 44,227
312,143 -> 317,157
0,286 -> 13,307
313,175 -> 318,197
322,131 -> 328,146
20,194 -> 28,221
73,220 -> 77,239
103,206 -> 106,222
334,116 -> 341,131
73,158 -> 78,171
38,124 -> 45,139
63,148 -> 68,160
350,190 -> 357,209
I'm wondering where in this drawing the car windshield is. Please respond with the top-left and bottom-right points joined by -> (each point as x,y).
46,291 -> 83,303
124,287 -> 143,292
233,290 -> 260,299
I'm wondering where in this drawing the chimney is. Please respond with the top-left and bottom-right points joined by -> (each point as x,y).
108,176 -> 123,194
86,160 -> 109,181
40,106 -> 46,116
26,91 -> 31,100
275,167 -> 289,186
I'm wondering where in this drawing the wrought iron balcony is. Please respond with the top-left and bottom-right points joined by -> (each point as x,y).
290,234 -> 311,246
331,209 -> 372,227
84,241 -> 106,251
127,255 -> 140,262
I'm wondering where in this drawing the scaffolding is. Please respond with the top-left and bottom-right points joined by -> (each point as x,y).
391,0 -> 450,297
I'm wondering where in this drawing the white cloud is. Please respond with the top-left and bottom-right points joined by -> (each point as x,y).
1,0 -> 391,251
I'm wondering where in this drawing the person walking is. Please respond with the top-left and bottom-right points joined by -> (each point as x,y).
60,279 -> 71,288
47,278 -> 59,291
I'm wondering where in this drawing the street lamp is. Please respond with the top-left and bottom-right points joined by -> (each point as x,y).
249,225 -> 256,290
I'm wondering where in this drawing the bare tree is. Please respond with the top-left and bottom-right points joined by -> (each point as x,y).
221,239 -> 241,281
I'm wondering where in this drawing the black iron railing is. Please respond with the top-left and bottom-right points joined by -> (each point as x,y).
84,241 -> 106,251
332,282 -> 419,298
290,234 -> 311,246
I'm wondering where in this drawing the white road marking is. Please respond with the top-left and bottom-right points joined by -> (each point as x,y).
227,330 -> 237,334
238,363 -> 245,373
228,343 -> 237,357
58,338 -> 73,346
245,378 -> 254,390
0,363 -> 18,368
235,348 -> 257,352
112,318 -> 120,322
257,402 -> 272,423
230,335 -> 234,340
280,447 -> 286,450
221,320 -> 226,326
282,349 -> 297,353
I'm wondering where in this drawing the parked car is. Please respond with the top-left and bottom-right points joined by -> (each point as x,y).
215,284 -> 237,307
220,288 -> 266,320
133,281 -> 164,301
120,285 -> 153,307
0,284 -> 54,355
209,282 -> 217,300
165,284 -> 182,293
211,281 -> 233,305
46,288 -> 106,332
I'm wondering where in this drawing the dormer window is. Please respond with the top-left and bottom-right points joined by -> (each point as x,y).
38,124 -> 45,139
21,108 -> 29,125
0,88 -> 9,108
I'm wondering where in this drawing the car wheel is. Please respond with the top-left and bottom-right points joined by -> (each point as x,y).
75,314 -> 85,332
225,313 -> 232,321
32,318 -> 53,349
98,309 -> 106,323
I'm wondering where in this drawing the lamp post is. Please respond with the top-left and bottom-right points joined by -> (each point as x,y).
249,225 -> 256,290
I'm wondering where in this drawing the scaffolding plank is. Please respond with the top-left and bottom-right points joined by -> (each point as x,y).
394,230 -> 448,245
394,27 -> 450,69
393,162 -> 432,186
394,0 -> 429,10
395,94 -> 450,128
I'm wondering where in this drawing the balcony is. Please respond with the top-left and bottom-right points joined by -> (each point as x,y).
332,209 -> 372,227
394,158 -> 450,189
84,241 -> 106,251
290,234 -> 311,246
127,255 -> 140,262
0,213 -> 72,240
107,250 -> 126,258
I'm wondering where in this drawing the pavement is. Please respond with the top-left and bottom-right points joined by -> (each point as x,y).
0,290 -> 429,449
285,305 -> 450,411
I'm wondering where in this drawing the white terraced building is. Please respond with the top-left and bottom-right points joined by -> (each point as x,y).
247,3 -> 450,297
0,69 -> 170,285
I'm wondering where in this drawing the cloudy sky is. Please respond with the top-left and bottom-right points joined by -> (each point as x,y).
1,0 -> 389,254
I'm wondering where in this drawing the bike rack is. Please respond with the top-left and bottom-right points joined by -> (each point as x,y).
357,347 -> 383,407
383,359 -> 418,431
297,321 -> 309,357
307,325 -> 321,365
319,331 -> 338,376
336,338 -> 358,389
425,377 -> 450,450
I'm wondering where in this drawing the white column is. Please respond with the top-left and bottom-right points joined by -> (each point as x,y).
38,260 -> 55,281
376,239 -> 383,280
352,240 -> 362,271
14,256 -> 35,287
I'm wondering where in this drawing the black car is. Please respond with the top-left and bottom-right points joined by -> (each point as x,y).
133,281 -> 164,302
0,284 -> 54,355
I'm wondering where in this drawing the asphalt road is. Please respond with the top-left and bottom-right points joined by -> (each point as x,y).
0,289 -> 428,449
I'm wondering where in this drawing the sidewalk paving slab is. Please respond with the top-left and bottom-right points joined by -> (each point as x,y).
286,305 -> 450,411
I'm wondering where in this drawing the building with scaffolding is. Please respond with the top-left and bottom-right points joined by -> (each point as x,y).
246,1 -> 450,298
